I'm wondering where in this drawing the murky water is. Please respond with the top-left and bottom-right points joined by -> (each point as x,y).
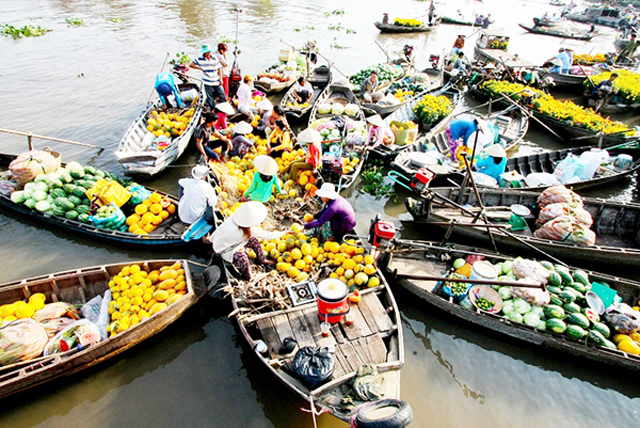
1,0 -> 640,426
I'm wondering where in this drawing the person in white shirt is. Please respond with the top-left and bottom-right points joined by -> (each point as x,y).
178,165 -> 218,225
236,75 -> 255,122
207,201 -> 288,280
292,76 -> 313,104
214,43 -> 230,96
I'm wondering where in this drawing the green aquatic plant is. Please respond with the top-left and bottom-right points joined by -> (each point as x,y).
65,17 -> 84,26
1,24 -> 52,39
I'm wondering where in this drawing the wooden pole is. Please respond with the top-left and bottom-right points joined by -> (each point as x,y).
0,128 -> 103,151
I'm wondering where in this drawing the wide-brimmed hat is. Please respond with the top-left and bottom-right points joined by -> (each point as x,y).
232,201 -> 268,228
233,121 -> 253,135
366,114 -> 385,127
474,117 -> 490,134
200,44 -> 212,55
297,128 -> 322,144
191,164 -> 209,179
215,102 -> 235,115
483,63 -> 496,69
500,170 -> 525,182
315,183 -> 340,200
550,58 -> 563,67
483,144 -> 507,158
254,155 -> 278,175
256,98 -> 273,111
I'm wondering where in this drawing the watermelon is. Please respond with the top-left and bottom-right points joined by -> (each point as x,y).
83,180 -> 97,189
68,195 -> 82,206
563,302 -> 581,314
556,269 -> 573,286
84,166 -> 97,175
548,272 -> 563,287
84,174 -> 96,182
76,204 -> 91,215
602,339 -> 617,350
65,210 -> 79,220
50,188 -> 66,199
94,170 -> 106,178
78,213 -> 90,223
587,330 -> 606,346
34,174 -> 47,183
540,260 -> 554,271
567,312 -> 590,329
572,270 -> 590,286
50,179 -> 63,189
550,295 -> 563,306
559,289 -> 576,304
544,305 -> 565,319
63,184 -> 77,194
582,308 -> 600,323
54,197 -> 69,206
61,172 -> 73,184
547,318 -> 567,333
591,322 -> 610,338
571,282 -> 587,294
73,187 -> 87,198
24,198 -> 37,209
536,320 -> 547,330
566,324 -> 587,339
69,168 -> 85,179
52,207 -> 66,217
547,285 -> 563,295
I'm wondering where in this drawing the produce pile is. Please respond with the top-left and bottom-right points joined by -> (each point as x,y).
316,103 -> 361,117
145,108 -> 196,140
393,18 -> 423,28
257,56 -> 307,85
585,69 -> 640,104
107,262 -> 187,336
285,100 -> 310,109
573,53 -> 607,66
479,80 -> 545,101
350,63 -> 404,93
412,93 -> 453,126
534,186 -> 596,246
489,40 -> 508,50
445,256 -> 640,354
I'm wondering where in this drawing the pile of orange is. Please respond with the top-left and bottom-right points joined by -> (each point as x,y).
126,193 -> 176,234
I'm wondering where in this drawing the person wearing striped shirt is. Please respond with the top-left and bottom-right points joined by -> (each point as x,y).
190,44 -> 226,110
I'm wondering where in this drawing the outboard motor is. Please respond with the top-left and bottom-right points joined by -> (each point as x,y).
369,215 -> 396,250
429,54 -> 441,69
410,167 -> 435,192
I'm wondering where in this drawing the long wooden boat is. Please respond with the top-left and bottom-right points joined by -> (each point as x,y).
378,240 -> 640,372
533,17 -> 563,27
536,68 -> 589,89
584,96 -> 640,113
0,154 -> 191,246
115,81 -> 203,178
280,65 -> 333,121
390,105 -> 528,177
405,186 -> 640,270
0,259 -> 208,399
440,15 -> 476,26
530,110 -> 638,145
565,6 -> 624,28
374,21 -> 436,33
229,252 -> 404,422
518,23 -> 595,41
254,67 -> 301,94
474,30 -> 536,68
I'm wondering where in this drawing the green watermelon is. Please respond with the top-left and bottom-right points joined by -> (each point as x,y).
550,295 -> 563,306
602,339 -> 617,350
73,187 -> 87,198
547,285 -> 563,295
94,170 -> 106,178
84,166 -> 97,175
572,282 -> 587,294
563,302 -> 582,314
548,272 -> 563,287
83,180 -> 97,189
69,168 -> 85,179
547,318 -> 567,333
61,172 -> 73,184
63,183 -> 77,194
591,322 -> 610,338
76,204 -> 91,215
51,207 -> 66,217
587,330 -> 606,346
50,188 -> 66,199
84,174 -> 96,182
540,260 -> 554,271
78,213 -> 90,223
566,325 -> 587,339
50,179 -> 63,189
68,195 -> 82,206
544,305 -> 565,319
567,312 -> 590,329
556,269 -> 573,286
65,210 -> 79,220
559,289 -> 576,304
573,270 -> 590,286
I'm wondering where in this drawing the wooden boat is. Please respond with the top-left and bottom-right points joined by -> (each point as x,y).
374,21 -> 436,33
115,81 -> 204,178
529,110 -> 638,145
536,68 -> 588,89
565,6 -> 624,28
254,67 -> 301,94
474,30 -> 537,68
404,186 -> 640,270
0,259 -> 208,399
229,254 -> 404,422
440,15 -> 476,26
390,105 -> 528,177
0,154 -> 191,247
377,239 -> 640,372
584,94 -> 640,113
518,23 -> 595,41
280,65 -> 332,121
533,17 -> 563,27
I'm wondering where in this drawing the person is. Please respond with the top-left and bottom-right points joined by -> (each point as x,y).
591,72 -> 618,113
548,48 -> 571,73
564,48 -> 574,66
208,201 -> 286,280
267,119 -> 293,158
255,98 -> 274,137
190,44 -> 226,111
228,121 -> 255,158
522,68 -> 541,87
452,51 -> 469,72
154,72 -> 183,110
617,33 -> 638,62
215,43 -> 231,97
365,114 -> 395,148
283,128 -> 323,182
213,101 -> 235,131
481,14 -> 493,29
303,183 -> 356,242
446,117 -> 487,158
292,76 -> 314,104
178,165 -> 217,225
361,71 -> 383,103
428,1 -> 436,24
243,155 -> 285,203
587,24 -> 596,34
236,75 -> 255,122
195,112 -> 233,162
382,13 -> 389,24
452,34 -> 465,55
476,15 -> 485,26
475,144 -> 507,181
499,170 -> 525,188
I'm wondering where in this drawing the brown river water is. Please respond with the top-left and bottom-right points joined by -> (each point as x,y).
1,0 -> 640,426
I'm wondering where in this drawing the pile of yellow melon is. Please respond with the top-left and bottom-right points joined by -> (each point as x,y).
146,108 -> 195,139
107,262 -> 186,336
0,293 -> 47,324
126,193 -> 176,235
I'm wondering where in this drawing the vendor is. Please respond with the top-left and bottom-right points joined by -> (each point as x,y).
304,183 -> 356,242
446,117 -> 488,158
267,119 -> 293,158
548,48 -> 570,74
178,165 -> 217,225
366,114 -> 395,148
475,144 -> 507,181
244,155 -> 285,203
591,72 -> 618,113
154,72 -> 183,110
228,121 -> 255,158
208,201 -> 286,280
361,71 -> 383,103
452,52 -> 469,72
266,105 -> 292,135
283,128 -> 323,181
255,98 -> 273,137
292,76 -> 314,104
195,113 -> 233,162
452,34 -> 465,55
213,101 -> 235,131
236,75 -> 256,122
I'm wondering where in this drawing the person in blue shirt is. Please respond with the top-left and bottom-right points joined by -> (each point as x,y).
445,117 -> 487,157
475,144 -> 507,181
548,48 -> 571,74
155,72 -> 183,110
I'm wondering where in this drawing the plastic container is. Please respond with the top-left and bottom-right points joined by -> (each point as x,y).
470,261 -> 498,282
589,282 -> 620,310
471,172 -> 498,187
579,149 -> 608,179
278,49 -> 296,62
614,154 -> 633,171
317,279 -> 349,324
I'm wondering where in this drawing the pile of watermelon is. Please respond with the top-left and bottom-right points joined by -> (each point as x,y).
10,161 -> 130,226
453,257 -> 617,351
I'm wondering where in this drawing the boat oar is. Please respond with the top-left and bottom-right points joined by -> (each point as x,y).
374,41 -> 392,63
497,92 -> 565,141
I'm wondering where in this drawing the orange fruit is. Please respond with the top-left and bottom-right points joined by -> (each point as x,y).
135,204 -> 148,215
143,223 -> 155,233
142,199 -> 153,208
141,212 -> 155,225
159,210 -> 170,220
167,203 -> 176,214
149,203 -> 162,214
126,214 -> 141,226
151,215 -> 163,225
149,193 -> 162,204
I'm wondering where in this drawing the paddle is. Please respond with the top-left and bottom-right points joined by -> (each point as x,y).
495,92 -> 565,141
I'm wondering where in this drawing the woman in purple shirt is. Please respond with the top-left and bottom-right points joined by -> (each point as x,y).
304,183 -> 356,242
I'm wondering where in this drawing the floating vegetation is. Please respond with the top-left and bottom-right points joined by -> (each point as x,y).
328,23 -> 343,31
346,28 -> 356,34
110,17 -> 122,23
330,42 -> 347,49
1,24 -> 52,39
360,161 -> 396,201
217,35 -> 232,43
65,17 -> 84,26
324,9 -> 345,17
169,51 -> 191,65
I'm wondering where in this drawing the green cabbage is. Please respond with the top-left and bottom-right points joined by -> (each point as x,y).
513,298 -> 531,315
536,320 -> 547,330
501,261 -> 513,275
24,182 -> 37,192
34,182 -> 49,193
35,201 -> 51,212
523,312 -> 541,327
501,301 -> 514,316
498,286 -> 512,300
65,161 -> 83,172
10,191 -> 28,204
508,311 -> 523,323
24,198 -> 37,209
31,190 -> 48,202
530,306 -> 545,318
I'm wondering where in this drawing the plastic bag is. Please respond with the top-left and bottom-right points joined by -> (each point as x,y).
128,184 -> 152,206
566,223 -> 596,246
512,258 -> 550,285
524,173 -> 561,188
534,216 -> 596,246
89,203 -> 127,230
80,295 -> 103,324
9,149 -> 61,186
98,181 -> 131,207
553,154 -> 581,183
44,319 -> 102,356
96,290 -> 112,340
536,186 -> 583,209
605,303 -> 640,334
537,203 -> 571,225
40,318 -> 76,339
34,302 -> 81,323
291,346 -> 335,387
352,364 -> 385,401
0,319 -> 49,366
511,278 -> 551,306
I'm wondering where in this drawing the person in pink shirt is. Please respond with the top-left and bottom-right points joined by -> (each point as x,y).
365,114 -> 395,149
283,128 -> 323,181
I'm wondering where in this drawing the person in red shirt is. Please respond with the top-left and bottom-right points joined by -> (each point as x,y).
283,128 -> 323,181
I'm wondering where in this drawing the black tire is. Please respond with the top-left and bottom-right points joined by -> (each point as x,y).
354,399 -> 413,428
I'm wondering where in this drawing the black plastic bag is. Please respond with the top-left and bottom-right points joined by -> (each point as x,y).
291,346 -> 334,387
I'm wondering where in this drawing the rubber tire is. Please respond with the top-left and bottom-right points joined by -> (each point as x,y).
354,399 -> 413,428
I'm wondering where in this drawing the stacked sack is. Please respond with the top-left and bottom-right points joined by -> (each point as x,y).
534,186 -> 596,246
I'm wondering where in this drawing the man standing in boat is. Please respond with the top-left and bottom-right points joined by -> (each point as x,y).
428,1 -> 436,25
190,44 -> 226,112
178,165 -> 218,226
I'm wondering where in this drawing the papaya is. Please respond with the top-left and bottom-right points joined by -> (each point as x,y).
149,302 -> 168,315
159,269 -> 178,280
158,278 -> 177,290
153,290 -> 169,302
